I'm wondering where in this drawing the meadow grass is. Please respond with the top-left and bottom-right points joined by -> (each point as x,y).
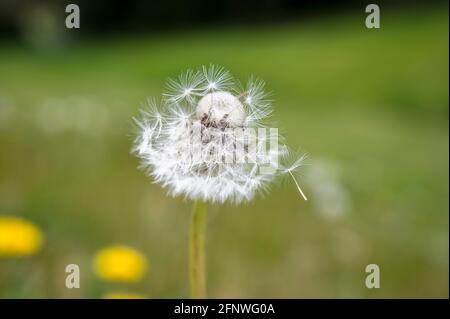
0,7 -> 448,298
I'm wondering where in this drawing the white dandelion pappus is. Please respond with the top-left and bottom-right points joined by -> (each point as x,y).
201,64 -> 234,94
133,65 -> 307,203
242,77 -> 273,124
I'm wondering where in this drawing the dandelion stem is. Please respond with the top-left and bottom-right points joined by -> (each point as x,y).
189,200 -> 208,298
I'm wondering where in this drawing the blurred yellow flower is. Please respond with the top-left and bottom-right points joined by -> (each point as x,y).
102,291 -> 147,299
93,245 -> 148,282
0,216 -> 43,257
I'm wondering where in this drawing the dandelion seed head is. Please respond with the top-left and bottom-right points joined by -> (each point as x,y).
133,65 -> 307,203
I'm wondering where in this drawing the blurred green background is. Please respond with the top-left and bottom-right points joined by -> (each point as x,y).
0,1 -> 448,298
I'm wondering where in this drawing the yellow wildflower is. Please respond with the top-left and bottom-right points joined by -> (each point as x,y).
93,245 -> 148,282
102,291 -> 147,299
0,216 -> 43,257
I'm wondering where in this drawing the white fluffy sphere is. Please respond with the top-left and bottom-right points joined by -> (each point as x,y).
196,91 -> 245,127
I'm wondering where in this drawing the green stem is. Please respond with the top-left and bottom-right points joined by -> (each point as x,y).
189,200 -> 208,298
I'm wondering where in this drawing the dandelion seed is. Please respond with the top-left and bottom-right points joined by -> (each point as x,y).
288,170 -> 308,201
201,64 -> 234,94
164,69 -> 203,104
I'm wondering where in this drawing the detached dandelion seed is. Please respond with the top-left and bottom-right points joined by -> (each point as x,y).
288,170 -> 308,201
133,65 -> 308,298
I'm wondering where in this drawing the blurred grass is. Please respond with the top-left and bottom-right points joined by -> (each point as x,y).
0,6 -> 448,298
